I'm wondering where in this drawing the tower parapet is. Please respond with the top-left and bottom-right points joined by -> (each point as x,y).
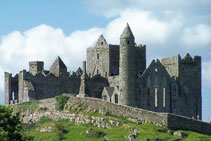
29,61 -> 44,75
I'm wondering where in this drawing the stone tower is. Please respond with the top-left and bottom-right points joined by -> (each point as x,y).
119,23 -> 136,106
29,61 -> 44,75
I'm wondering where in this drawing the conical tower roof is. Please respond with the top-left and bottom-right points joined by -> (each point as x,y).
120,23 -> 134,39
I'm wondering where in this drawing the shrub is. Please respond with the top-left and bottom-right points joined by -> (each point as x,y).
55,95 -> 69,111
0,105 -> 33,140
86,128 -> 106,138
37,116 -> 52,125
54,121 -> 68,141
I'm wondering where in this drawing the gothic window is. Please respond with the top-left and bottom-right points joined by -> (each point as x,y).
127,40 -> 130,44
155,88 -> 158,107
155,68 -> 158,72
97,54 -> 99,59
163,88 -> 166,107
105,72 -> 107,77
147,88 -> 150,106
101,41 -> 103,45
97,69 -> 99,75
114,94 -> 118,104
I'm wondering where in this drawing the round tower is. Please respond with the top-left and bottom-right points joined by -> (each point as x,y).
119,23 -> 136,107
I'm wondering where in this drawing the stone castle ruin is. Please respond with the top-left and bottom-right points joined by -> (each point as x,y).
5,24 -> 202,120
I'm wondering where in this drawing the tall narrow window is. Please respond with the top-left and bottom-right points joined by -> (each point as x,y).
97,54 -> 99,59
114,94 -> 118,104
97,69 -> 99,75
127,40 -> 130,44
163,88 -> 166,107
155,88 -> 158,107
147,88 -> 150,106
105,72 -> 107,77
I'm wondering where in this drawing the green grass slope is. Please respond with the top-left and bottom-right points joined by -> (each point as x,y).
12,96 -> 211,141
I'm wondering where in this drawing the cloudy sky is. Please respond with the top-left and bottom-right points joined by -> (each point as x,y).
0,0 -> 210,121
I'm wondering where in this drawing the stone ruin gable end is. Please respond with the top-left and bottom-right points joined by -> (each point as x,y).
66,96 -> 211,135
86,35 -> 120,78
86,35 -> 110,78
102,86 -> 119,103
161,54 -> 202,120
138,59 -> 171,113
4,72 -> 19,105
102,87 -> 114,102
50,56 -> 68,77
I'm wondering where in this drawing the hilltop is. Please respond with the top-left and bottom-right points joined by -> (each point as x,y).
10,95 -> 211,141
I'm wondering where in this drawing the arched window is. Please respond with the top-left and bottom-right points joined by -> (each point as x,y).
114,94 -> 118,104
97,54 -> 99,59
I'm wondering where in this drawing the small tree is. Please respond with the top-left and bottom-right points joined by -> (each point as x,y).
0,105 -> 27,140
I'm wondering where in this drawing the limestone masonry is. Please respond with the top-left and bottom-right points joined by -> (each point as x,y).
5,23 -> 202,120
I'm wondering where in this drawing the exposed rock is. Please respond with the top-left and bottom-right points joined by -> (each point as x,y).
173,131 -> 188,138
40,126 -> 53,132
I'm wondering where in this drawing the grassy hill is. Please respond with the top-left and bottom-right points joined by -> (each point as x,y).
11,95 -> 211,141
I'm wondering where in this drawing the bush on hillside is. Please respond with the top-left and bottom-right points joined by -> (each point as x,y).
55,95 -> 70,111
86,128 -> 106,138
0,105 -> 33,140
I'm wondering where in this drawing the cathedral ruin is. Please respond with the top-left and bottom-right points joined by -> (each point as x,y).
5,24 -> 202,120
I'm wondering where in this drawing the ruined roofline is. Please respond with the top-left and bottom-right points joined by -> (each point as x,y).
161,53 -> 201,62
140,59 -> 171,79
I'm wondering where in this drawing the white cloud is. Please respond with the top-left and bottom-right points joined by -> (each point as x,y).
0,24 -> 103,100
84,0 -> 211,18
181,24 -> 211,48
103,9 -> 182,45
202,61 -> 211,88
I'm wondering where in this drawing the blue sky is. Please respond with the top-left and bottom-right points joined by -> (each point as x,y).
0,0 -> 211,121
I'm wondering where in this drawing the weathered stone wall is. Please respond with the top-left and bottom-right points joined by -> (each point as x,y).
167,114 -> 211,135
17,71 -> 80,103
67,96 -> 211,135
67,96 -> 168,126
